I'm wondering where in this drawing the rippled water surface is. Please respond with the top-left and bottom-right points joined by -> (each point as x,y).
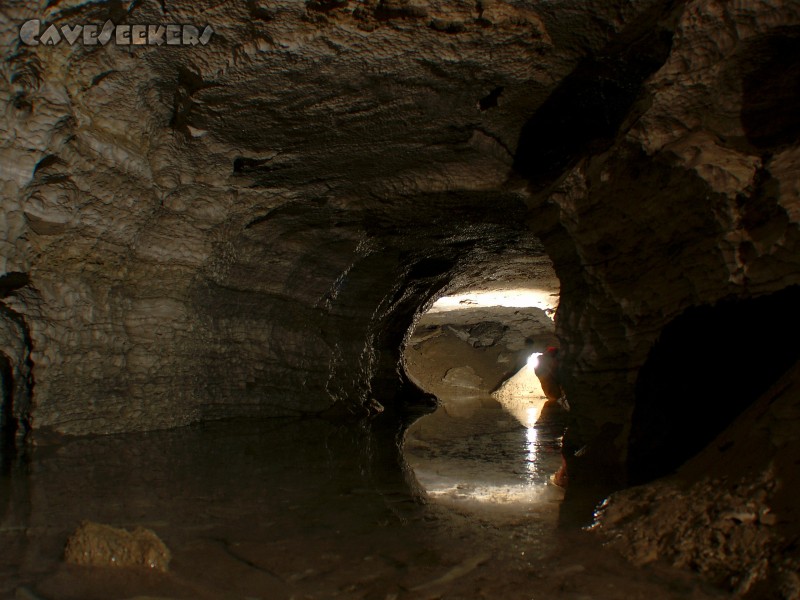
0,417 -> 725,599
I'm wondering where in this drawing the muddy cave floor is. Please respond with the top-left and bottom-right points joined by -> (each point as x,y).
0,411 -> 732,600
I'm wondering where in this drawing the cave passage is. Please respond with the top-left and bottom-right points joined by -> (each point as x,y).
401,264 -> 568,520
629,286 -> 800,484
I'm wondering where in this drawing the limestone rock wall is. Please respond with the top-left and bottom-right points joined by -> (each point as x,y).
0,0 -> 567,434
521,0 -> 800,482
0,0 -> 798,469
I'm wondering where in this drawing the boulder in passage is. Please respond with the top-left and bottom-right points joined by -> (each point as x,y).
64,521 -> 171,572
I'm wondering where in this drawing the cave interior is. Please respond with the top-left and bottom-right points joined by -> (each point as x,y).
1,0 -> 800,598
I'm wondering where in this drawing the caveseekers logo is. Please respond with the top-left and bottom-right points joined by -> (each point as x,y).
19,19 -> 214,46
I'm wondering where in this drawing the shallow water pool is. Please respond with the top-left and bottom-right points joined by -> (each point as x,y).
0,417 -> 724,599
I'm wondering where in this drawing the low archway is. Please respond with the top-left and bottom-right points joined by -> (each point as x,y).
401,254 -> 567,518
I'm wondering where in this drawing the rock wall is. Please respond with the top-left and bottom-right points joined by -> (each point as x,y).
520,0 -> 800,484
1,0 -> 567,434
592,359 -> 800,597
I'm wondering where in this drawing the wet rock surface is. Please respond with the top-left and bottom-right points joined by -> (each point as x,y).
594,473 -> 791,597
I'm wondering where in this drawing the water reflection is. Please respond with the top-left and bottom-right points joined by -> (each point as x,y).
403,403 -> 565,518
0,416 -> 721,599
525,424 -> 539,480
404,353 -> 567,517
0,418 -> 428,599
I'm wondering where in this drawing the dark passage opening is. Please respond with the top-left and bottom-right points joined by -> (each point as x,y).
628,286 -> 800,484
740,27 -> 800,150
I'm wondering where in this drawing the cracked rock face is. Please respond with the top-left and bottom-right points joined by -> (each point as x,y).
0,0 -> 798,507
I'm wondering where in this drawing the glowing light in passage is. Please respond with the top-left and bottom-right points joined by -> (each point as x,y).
429,288 -> 557,315
527,352 -> 542,369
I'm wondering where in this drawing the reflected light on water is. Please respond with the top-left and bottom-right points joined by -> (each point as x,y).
493,366 -> 546,428
526,424 -> 539,480
525,405 -> 541,428
410,398 -> 560,508
425,482 -> 553,504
